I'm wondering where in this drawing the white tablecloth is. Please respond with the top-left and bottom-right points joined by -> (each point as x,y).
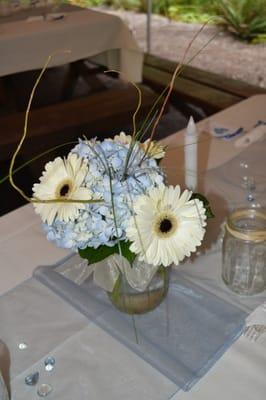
0,5 -> 143,82
0,95 -> 265,399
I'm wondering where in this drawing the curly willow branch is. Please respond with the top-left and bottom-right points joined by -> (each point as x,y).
8,50 -> 102,205
142,18 -> 215,162
103,69 -> 142,139
104,69 -> 144,180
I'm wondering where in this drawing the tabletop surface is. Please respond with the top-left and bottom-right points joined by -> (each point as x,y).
0,4 -> 143,81
0,95 -> 265,399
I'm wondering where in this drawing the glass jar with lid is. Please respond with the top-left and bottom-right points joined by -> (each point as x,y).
222,208 -> 266,295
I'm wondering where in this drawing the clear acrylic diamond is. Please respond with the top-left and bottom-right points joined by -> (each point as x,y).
25,372 -> 39,386
18,342 -> 28,350
44,356 -> 55,372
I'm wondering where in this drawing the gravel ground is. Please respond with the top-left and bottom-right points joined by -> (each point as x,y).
100,8 -> 266,88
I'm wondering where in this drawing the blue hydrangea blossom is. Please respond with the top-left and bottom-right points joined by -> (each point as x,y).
44,137 -> 164,250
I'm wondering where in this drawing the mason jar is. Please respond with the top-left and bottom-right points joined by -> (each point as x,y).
222,208 -> 266,295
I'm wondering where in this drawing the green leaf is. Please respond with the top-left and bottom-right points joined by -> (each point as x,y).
78,244 -> 117,264
117,241 -> 136,265
191,193 -> 215,219
78,240 -> 136,265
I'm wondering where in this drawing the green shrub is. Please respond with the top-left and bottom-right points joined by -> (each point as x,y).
69,0 -> 216,19
105,0 -> 141,11
67,0 -> 101,7
142,0 -> 217,22
68,0 -> 266,43
215,0 -> 266,41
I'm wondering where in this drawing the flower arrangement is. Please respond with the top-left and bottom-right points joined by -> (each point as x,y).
6,45 -> 214,313
30,129 -> 210,307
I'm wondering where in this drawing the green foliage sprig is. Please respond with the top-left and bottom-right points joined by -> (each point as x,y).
191,193 -> 215,219
79,240 -> 135,264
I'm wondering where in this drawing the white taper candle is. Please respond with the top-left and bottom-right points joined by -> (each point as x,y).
185,116 -> 198,191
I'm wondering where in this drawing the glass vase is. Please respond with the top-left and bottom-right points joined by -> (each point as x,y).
108,263 -> 170,315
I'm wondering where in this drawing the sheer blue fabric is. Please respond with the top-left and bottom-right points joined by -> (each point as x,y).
34,254 -> 247,391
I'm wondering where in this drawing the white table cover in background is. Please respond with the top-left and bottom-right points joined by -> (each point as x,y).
0,95 -> 265,399
0,6 -> 143,82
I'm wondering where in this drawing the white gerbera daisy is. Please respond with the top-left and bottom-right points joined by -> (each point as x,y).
140,139 -> 166,159
126,185 -> 206,267
32,153 -> 91,225
113,132 -> 132,145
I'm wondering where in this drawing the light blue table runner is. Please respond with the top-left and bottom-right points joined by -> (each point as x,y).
34,254 -> 247,391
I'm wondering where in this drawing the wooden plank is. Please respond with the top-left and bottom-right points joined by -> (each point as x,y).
0,85 -> 157,162
144,54 -> 266,98
143,65 -> 241,113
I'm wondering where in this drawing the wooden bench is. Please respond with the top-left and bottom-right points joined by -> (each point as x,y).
143,54 -> 266,116
0,84 -> 157,163
0,80 -> 158,215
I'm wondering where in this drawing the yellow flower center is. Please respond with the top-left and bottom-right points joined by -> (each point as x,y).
153,213 -> 178,238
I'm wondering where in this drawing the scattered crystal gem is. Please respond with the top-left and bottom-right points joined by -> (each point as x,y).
25,372 -> 39,386
37,384 -> 53,397
44,356 -> 55,372
247,193 -> 255,202
18,342 -> 28,350
240,161 -> 249,169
